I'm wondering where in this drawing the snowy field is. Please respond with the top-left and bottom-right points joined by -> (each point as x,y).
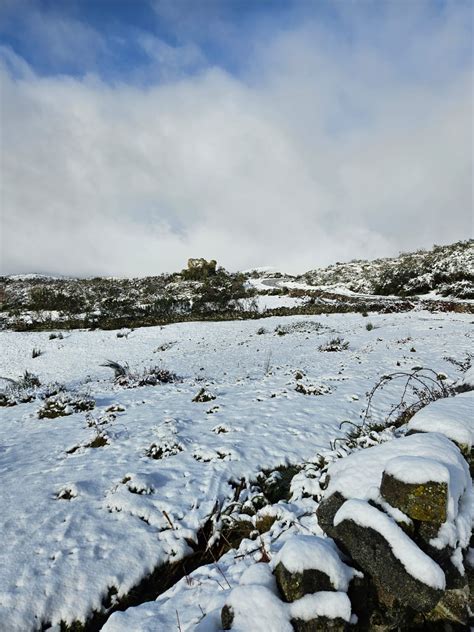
0,311 -> 472,630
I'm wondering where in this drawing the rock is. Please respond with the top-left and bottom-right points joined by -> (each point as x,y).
289,592 -> 351,631
331,514 -> 444,612
416,519 -> 442,542
316,492 -> 346,537
425,585 -> 470,626
220,585 -> 292,631
347,572 -> 377,627
274,536 -> 356,602
221,604 -> 234,630
380,472 -> 448,523
274,562 -> 334,602
291,617 -> 348,631
192,388 -> 216,403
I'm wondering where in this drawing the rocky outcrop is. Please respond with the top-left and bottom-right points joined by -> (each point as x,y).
314,432 -> 472,630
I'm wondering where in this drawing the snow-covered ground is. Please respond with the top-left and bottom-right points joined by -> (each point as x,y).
0,311 -> 472,630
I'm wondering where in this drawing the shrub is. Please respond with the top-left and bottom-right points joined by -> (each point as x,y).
32,348 -> 42,358
49,332 -> 64,340
318,337 -> 350,352
366,322 -> 374,331
362,367 -> 455,427
101,360 -> 178,388
38,393 -> 95,419
0,371 -> 41,407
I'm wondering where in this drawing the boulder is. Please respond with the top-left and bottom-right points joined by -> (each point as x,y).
315,491 -> 346,537
273,536 -> 356,602
380,472 -> 448,523
331,502 -> 445,612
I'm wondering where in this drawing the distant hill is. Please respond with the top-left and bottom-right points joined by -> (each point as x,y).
297,240 -> 473,299
1,240 -> 472,331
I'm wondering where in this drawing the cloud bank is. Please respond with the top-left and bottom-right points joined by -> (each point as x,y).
1,1 -> 472,276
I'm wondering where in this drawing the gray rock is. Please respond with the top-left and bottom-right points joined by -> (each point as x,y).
291,617 -> 348,631
316,492 -> 346,537
332,515 -> 444,612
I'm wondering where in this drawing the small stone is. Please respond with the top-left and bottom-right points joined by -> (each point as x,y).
221,604 -> 234,630
192,388 -> 216,403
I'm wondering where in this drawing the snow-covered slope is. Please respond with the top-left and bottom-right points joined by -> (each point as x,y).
0,310 -> 472,629
299,240 -> 474,298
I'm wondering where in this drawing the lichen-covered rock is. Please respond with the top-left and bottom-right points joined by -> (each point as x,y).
380,472 -> 448,523
274,562 -> 335,602
332,504 -> 445,612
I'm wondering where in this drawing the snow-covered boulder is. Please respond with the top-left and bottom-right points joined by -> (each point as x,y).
406,391 -> 474,459
273,535 -> 357,602
221,584 -> 292,631
380,456 -> 449,523
315,429 -> 473,624
332,499 -> 445,611
317,433 -> 472,552
289,592 -> 351,631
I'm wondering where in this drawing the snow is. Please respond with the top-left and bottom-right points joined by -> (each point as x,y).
250,294 -> 306,311
324,432 -> 473,551
239,562 -> 277,589
273,535 -> 356,591
218,585 -> 293,632
459,365 -> 474,389
406,391 -> 474,449
289,591 -> 352,622
334,499 -> 446,590
384,455 -> 450,485
0,311 -> 472,630
325,433 -> 469,501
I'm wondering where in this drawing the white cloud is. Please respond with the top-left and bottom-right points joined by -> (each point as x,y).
0,6 -> 472,276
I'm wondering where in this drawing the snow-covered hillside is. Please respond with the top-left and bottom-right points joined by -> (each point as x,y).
1,241 -> 472,333
0,310 -> 472,630
298,240 -> 474,297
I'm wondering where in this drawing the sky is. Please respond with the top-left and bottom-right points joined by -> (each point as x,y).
0,0 -> 472,277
